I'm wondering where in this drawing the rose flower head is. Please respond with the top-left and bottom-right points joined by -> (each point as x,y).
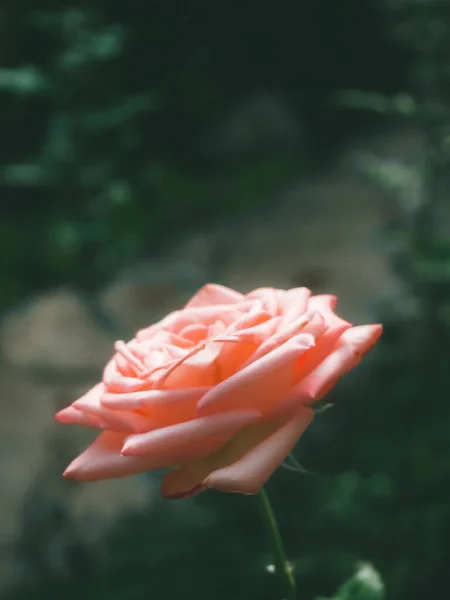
56,284 -> 382,499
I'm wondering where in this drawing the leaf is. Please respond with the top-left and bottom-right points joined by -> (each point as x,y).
81,93 -> 160,132
316,563 -> 385,600
334,90 -> 450,121
333,91 -> 393,114
0,66 -> 50,96
0,164 -> 53,186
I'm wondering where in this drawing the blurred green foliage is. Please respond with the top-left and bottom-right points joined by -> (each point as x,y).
0,0 -> 406,310
316,564 -> 385,600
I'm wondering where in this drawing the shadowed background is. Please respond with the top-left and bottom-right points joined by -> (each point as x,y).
1,1 -> 449,599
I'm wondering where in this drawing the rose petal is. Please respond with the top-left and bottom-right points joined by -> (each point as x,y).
134,331 -> 194,354
212,307 -> 276,380
224,316 -> 282,346
114,340 -> 145,375
196,334 -> 315,417
280,287 -> 312,321
122,409 -> 261,463
138,303 -> 251,340
55,406 -> 102,429
101,386 -> 210,410
307,295 -> 352,334
161,407 -> 313,498
179,324 -> 209,344
156,343 -> 222,389
63,432 -> 166,481
247,312 -> 325,364
213,338 -> 259,382
103,356 -> 119,385
246,288 -> 283,316
340,323 -> 383,352
287,323 -> 382,403
114,353 -> 135,377
73,384 -> 157,433
222,301 -> 271,334
185,284 -> 245,308
105,387 -> 210,428
294,295 -> 352,381
105,376 -> 151,394
141,348 -> 169,373
204,407 -> 314,494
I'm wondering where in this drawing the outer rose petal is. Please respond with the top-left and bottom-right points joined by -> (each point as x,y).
161,407 -> 314,498
205,408 -> 314,494
340,323 -> 383,350
63,429 -> 224,482
102,387 -> 211,429
63,432 -> 162,481
101,386 -> 210,410
287,324 -> 383,403
71,384 -> 157,433
55,406 -> 102,429
307,295 -> 351,338
294,295 -> 352,381
148,303 -> 254,338
135,303 -> 246,343
121,409 -> 261,459
196,334 -> 316,417
280,287 -> 311,321
103,358 -> 152,393
247,312 -> 326,364
246,288 -> 283,316
185,284 -> 244,308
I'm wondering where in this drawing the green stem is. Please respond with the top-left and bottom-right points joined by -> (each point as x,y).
256,488 -> 297,600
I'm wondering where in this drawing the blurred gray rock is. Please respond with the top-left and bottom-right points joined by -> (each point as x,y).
0,289 -> 113,375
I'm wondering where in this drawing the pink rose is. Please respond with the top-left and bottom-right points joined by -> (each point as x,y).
56,284 -> 382,498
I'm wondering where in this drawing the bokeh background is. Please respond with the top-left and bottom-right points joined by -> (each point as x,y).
1,1 -> 450,599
